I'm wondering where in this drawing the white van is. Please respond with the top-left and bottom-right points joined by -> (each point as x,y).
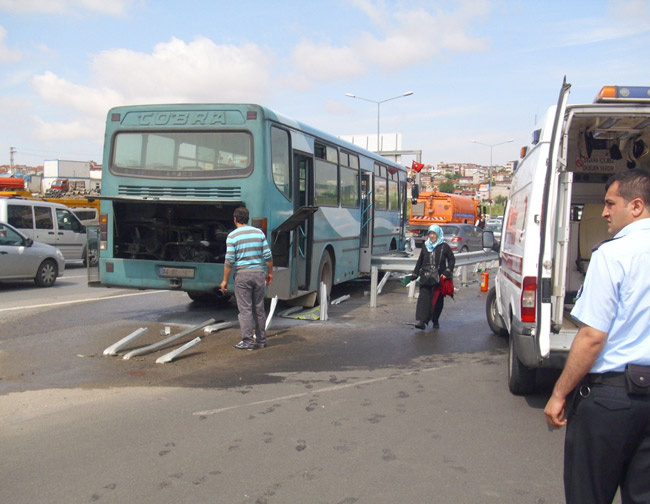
0,198 -> 91,264
486,81 -> 650,395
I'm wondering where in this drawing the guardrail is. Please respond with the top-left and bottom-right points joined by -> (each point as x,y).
369,249 -> 499,307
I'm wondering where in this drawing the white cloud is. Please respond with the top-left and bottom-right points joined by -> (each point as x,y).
0,25 -> 20,63
290,1 -> 488,84
29,37 -> 274,143
91,37 -> 273,103
32,71 -> 122,117
547,0 -> 650,48
291,41 -> 366,82
0,0 -> 134,16
31,115 -> 104,142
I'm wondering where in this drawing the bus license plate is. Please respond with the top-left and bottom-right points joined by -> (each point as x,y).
158,266 -> 195,279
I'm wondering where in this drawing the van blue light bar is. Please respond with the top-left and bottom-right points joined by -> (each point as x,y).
595,86 -> 650,103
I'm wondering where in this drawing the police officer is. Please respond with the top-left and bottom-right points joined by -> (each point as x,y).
544,168 -> 650,503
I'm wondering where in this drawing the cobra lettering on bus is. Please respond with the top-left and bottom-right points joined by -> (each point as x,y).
136,112 -> 227,126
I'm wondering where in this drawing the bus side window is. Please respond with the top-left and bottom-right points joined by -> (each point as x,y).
271,127 -> 291,200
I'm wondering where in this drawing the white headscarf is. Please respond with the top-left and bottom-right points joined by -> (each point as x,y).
425,224 -> 445,252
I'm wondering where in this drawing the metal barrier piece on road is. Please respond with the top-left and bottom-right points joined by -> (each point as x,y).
123,318 -> 216,360
103,327 -> 148,356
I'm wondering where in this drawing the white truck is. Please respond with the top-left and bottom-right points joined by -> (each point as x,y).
486,81 -> 650,394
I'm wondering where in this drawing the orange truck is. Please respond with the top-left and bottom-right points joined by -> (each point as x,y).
0,177 -> 32,198
408,190 -> 482,242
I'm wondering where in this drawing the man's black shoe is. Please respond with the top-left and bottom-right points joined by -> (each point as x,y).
432,322 -> 440,329
256,342 -> 267,348
233,341 -> 256,350
414,322 -> 426,330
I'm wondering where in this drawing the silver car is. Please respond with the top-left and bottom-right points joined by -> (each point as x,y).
0,222 -> 65,287
439,224 -> 484,253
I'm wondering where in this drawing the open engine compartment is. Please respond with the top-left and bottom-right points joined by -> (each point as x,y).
112,201 -> 242,263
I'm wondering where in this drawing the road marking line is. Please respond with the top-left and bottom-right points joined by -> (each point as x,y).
192,364 -> 454,417
0,290 -> 167,313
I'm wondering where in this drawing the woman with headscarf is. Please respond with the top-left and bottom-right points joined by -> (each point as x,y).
411,224 -> 455,329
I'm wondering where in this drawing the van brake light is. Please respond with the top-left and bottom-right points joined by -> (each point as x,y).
521,276 -> 536,323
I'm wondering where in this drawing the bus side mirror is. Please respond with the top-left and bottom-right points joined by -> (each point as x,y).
411,184 -> 419,204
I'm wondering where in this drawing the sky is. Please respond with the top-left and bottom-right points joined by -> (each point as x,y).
1,0 -> 650,169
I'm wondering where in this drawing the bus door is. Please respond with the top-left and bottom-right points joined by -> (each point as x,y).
359,171 -> 373,272
293,153 -> 314,290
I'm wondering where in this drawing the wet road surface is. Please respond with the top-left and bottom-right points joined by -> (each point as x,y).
0,273 -> 581,503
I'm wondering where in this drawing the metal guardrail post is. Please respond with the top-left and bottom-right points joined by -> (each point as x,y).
370,266 -> 378,308
408,279 -> 417,298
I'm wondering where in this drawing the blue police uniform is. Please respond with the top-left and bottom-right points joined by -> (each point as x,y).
564,218 -> 650,503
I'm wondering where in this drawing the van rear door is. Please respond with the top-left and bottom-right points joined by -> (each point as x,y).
536,79 -> 572,359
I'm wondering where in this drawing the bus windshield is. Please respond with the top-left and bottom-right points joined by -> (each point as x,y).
111,130 -> 253,179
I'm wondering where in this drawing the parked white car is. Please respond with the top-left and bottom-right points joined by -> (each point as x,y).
0,222 -> 65,287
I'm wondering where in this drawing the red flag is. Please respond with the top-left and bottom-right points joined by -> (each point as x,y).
411,160 -> 424,173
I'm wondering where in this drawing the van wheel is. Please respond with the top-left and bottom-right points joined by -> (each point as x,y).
460,246 -> 469,253
486,287 -> 508,336
508,335 -> 536,395
317,252 -> 333,306
34,259 -> 58,287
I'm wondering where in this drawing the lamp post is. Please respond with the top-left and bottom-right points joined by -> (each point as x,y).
469,138 -> 513,215
346,91 -> 414,152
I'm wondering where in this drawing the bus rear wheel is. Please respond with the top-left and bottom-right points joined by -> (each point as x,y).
317,252 -> 333,306
187,291 -> 231,305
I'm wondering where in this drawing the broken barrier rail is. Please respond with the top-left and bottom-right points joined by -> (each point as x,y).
369,250 -> 499,308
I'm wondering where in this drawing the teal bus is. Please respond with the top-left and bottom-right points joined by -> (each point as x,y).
98,104 -> 408,305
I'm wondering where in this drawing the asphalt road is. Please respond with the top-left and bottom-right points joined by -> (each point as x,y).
1,265 -> 576,503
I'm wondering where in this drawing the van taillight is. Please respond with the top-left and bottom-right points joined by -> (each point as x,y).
521,276 -> 536,323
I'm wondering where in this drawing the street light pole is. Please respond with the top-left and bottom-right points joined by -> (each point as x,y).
346,91 -> 414,152
469,139 -> 513,215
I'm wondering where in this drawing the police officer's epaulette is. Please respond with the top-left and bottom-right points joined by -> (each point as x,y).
591,236 -> 620,252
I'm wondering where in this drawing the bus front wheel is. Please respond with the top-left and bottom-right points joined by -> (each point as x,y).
317,252 -> 333,306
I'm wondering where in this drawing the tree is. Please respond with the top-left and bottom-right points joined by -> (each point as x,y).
438,181 -> 455,194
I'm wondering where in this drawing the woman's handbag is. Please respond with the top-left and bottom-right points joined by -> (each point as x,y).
418,252 -> 440,286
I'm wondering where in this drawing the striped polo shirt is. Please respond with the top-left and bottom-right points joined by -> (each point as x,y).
224,225 -> 272,271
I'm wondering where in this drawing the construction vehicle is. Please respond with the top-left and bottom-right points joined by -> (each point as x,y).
0,177 -> 100,212
408,189 -> 483,242
0,177 -> 33,198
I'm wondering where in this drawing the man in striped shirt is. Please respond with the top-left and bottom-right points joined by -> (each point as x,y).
220,206 -> 273,350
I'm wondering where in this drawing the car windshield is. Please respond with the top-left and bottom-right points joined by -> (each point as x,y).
485,223 -> 501,232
